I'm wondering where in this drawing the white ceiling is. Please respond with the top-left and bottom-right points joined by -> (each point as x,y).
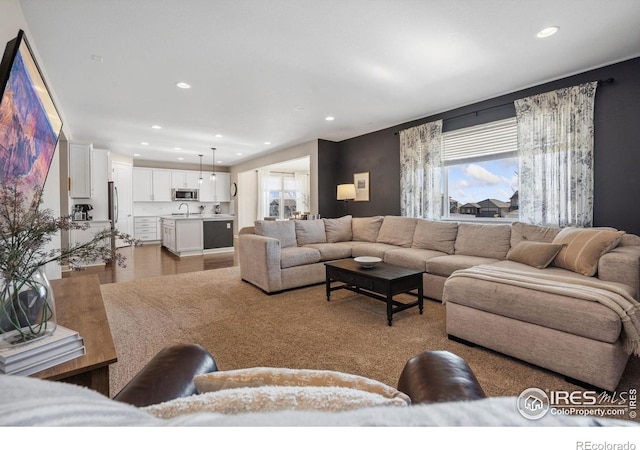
18,0 -> 640,168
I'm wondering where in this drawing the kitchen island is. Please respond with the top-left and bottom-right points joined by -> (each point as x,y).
160,214 -> 234,257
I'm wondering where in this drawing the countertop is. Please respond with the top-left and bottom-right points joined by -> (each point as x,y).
159,214 -> 235,221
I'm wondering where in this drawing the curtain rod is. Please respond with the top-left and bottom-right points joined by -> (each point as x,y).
394,78 -> 614,135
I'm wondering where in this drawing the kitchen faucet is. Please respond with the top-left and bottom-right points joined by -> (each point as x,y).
178,202 -> 190,216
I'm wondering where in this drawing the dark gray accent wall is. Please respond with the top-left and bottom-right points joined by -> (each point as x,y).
318,57 -> 640,235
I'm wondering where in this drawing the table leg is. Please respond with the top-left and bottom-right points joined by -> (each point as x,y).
418,279 -> 424,315
326,275 -> 331,301
387,288 -> 393,326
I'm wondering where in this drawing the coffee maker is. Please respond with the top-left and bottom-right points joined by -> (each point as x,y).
73,204 -> 93,221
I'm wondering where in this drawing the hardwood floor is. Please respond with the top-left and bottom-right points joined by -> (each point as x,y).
62,242 -> 238,285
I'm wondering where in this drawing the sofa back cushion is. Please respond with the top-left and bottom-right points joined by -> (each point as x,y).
412,220 -> 458,254
294,219 -> 327,246
254,220 -> 297,248
510,222 -> 561,247
376,216 -> 417,247
454,223 -> 512,259
323,215 -> 353,243
352,216 -> 384,242
552,227 -> 625,276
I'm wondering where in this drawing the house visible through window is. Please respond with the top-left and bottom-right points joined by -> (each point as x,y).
267,173 -> 299,219
442,117 -> 519,220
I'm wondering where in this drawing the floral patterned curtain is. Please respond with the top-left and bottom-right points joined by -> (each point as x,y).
514,82 -> 598,227
399,120 -> 443,219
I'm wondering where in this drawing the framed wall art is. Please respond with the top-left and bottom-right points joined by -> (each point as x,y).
354,172 -> 369,202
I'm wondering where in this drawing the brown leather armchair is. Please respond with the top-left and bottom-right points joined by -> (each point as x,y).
113,344 -> 485,407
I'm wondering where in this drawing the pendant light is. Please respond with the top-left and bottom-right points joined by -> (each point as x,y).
210,148 -> 217,181
198,154 -> 203,184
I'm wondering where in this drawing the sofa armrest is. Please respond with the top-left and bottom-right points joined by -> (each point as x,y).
397,350 -> 486,404
238,233 -> 283,293
113,344 -> 217,407
598,246 -> 640,299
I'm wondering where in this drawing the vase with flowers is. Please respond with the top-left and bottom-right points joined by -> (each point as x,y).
0,181 -> 138,348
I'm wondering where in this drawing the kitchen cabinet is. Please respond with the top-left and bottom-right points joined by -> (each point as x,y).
134,216 -> 160,241
69,142 -> 93,198
171,170 -> 201,189
133,168 -> 172,202
200,172 -> 230,202
161,218 -> 203,254
69,220 -> 110,266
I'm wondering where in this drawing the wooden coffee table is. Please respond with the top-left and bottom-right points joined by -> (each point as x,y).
325,258 -> 424,326
31,274 -> 117,396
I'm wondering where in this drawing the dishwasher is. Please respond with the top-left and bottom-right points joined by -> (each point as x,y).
203,220 -> 234,249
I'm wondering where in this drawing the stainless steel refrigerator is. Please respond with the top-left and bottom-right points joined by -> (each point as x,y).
107,181 -> 118,250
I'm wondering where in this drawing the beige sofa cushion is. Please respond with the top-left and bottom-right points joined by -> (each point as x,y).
506,241 -> 564,269
280,247 -> 321,269
323,215 -> 352,243
384,248 -> 445,271
412,220 -> 458,254
255,220 -> 296,248
510,222 -> 561,247
454,223 -> 512,259
552,227 -> 625,277
294,219 -> 327,246
304,243 -> 352,261
351,243 -> 402,259
376,216 -> 417,247
352,216 -> 384,242
426,254 -> 500,277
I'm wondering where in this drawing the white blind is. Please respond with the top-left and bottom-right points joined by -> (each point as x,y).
442,116 -> 517,164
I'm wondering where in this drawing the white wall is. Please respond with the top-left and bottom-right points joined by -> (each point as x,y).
1,0 -> 64,279
231,140 -> 319,232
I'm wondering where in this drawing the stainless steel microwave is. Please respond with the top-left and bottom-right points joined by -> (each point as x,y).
172,188 -> 199,201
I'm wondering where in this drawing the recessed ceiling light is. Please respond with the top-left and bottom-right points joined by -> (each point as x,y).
536,26 -> 559,38
237,153 -> 243,156
151,125 -> 162,129
264,141 -> 271,145
174,147 -> 182,150
217,160 -> 223,164
133,153 -> 141,157
176,82 -> 191,89
325,116 -> 335,121
141,142 -> 149,146
178,157 -> 184,160
215,134 -> 223,138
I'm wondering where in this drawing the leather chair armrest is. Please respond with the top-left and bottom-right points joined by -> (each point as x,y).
397,350 -> 486,404
112,343 -> 217,407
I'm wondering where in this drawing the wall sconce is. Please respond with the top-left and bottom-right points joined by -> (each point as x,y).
336,183 -> 356,215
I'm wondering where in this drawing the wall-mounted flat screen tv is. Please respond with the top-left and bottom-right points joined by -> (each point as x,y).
0,29 -> 63,210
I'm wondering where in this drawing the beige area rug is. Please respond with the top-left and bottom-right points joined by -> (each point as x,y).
101,266 -> 640,404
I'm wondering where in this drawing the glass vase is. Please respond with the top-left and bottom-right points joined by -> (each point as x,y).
0,268 -> 57,348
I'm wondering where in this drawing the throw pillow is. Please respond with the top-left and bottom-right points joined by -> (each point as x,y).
376,216 -> 417,247
352,216 -> 384,242
194,367 -> 410,403
323,215 -> 353,243
254,220 -> 296,248
506,241 -> 564,269
142,386 -> 409,418
454,223 -> 512,260
412,220 -> 458,254
552,227 -> 625,277
294,219 -> 327,246
510,222 -> 561,247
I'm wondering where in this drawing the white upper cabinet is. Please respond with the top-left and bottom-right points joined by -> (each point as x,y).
171,170 -> 200,189
69,142 -> 93,198
215,172 -> 231,202
133,168 -> 172,202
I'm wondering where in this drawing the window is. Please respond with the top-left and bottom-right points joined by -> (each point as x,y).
442,117 -> 519,220
263,172 -> 309,220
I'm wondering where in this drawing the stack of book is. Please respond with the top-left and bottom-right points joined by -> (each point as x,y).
0,325 -> 85,376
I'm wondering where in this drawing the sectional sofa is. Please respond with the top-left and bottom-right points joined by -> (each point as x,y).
238,215 -> 640,391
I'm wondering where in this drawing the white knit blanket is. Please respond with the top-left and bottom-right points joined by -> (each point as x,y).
446,265 -> 640,356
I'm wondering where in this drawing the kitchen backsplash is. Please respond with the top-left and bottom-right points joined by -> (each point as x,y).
133,201 -> 233,217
